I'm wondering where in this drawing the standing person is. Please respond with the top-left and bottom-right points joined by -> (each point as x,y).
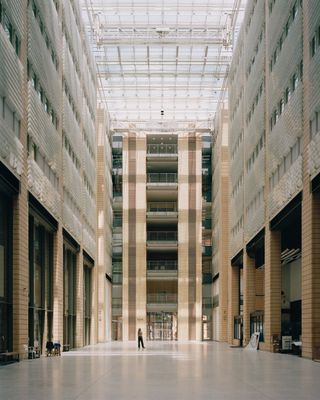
137,328 -> 145,349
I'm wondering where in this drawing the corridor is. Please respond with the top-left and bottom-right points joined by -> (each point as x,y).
0,342 -> 319,400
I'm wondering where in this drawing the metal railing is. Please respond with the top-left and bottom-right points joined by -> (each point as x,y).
147,144 -> 177,154
147,173 -> 177,183
147,231 -> 178,241
147,293 -> 178,303
147,202 -> 177,212
147,260 -> 178,270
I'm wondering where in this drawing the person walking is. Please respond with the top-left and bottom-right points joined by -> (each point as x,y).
137,328 -> 145,349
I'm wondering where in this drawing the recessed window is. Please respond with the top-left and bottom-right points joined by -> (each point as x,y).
292,73 -> 298,91
279,99 -> 284,115
292,3 -> 297,20
285,87 -> 291,103
311,36 -> 316,57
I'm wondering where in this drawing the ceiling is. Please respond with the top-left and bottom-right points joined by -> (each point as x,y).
82,0 -> 246,133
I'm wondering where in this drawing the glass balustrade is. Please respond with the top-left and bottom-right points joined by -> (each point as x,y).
147,202 -> 177,213
147,231 -> 178,241
147,293 -> 178,303
147,173 -> 177,183
147,260 -> 178,270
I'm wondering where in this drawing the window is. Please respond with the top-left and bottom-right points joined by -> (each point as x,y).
292,3 -> 297,20
300,60 -> 303,80
292,73 -> 298,91
311,36 -> 316,57
310,112 -> 319,139
279,99 -> 284,115
285,87 -> 291,104
285,21 -> 289,37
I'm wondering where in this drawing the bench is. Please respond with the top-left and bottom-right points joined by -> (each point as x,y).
0,351 -> 20,365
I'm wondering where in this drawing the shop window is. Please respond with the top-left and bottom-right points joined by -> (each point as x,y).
63,245 -> 77,349
28,215 -> 54,353
0,194 -> 13,353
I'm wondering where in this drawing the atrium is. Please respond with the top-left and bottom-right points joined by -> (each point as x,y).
0,0 -> 320,398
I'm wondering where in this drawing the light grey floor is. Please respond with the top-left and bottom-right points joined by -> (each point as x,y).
0,341 -> 319,400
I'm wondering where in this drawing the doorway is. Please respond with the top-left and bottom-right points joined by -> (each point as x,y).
147,312 -> 177,340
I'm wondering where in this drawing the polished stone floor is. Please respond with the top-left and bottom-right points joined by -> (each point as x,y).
0,341 -> 319,400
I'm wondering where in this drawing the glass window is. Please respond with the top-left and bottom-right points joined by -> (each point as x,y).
292,73 -> 298,91
3,13 -> 12,43
311,36 -> 316,57
34,225 -> 42,308
285,87 -> 291,103
292,3 -> 297,20
279,98 -> 284,115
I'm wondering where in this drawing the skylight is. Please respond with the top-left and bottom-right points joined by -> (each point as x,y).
82,0 -> 246,132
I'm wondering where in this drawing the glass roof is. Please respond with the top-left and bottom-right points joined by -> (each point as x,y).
81,0 -> 246,132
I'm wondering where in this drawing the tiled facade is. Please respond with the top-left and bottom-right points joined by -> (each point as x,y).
0,0 -> 112,357
228,0 -> 320,358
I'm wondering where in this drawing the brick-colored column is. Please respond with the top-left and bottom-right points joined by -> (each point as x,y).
53,226 -> 64,345
301,0 -> 320,360
302,190 -> 320,359
12,0 -> 29,357
75,249 -> 84,347
12,184 -> 29,357
135,135 -> 147,335
219,145 -> 230,342
264,229 -> 281,351
243,252 -> 256,345
178,135 -> 189,341
228,264 -> 240,344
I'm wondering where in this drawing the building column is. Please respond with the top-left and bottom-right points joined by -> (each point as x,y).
135,135 -> 147,335
53,225 -> 64,345
302,191 -> 320,359
301,0 -> 320,360
219,145 -> 230,342
264,229 -> 281,351
12,183 -> 29,356
228,265 -> 240,344
178,135 -> 189,341
12,3 -> 29,356
75,250 -> 84,347
122,134 -> 137,341
243,252 -> 256,345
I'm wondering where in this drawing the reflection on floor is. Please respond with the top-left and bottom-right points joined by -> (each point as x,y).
0,342 -> 319,400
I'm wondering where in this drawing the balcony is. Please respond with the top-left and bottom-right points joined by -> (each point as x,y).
147,231 -> 178,250
147,202 -> 178,222
147,260 -> 178,279
147,173 -> 178,190
147,293 -> 178,312
147,144 -> 178,161
148,260 -> 177,270
147,293 -> 177,303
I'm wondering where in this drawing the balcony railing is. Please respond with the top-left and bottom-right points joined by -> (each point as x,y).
147,202 -> 177,213
147,260 -> 177,270
147,144 -> 177,154
147,231 -> 178,241
147,173 -> 177,183
147,293 -> 177,303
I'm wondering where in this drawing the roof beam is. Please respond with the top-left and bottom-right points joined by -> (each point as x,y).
96,37 -> 228,45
